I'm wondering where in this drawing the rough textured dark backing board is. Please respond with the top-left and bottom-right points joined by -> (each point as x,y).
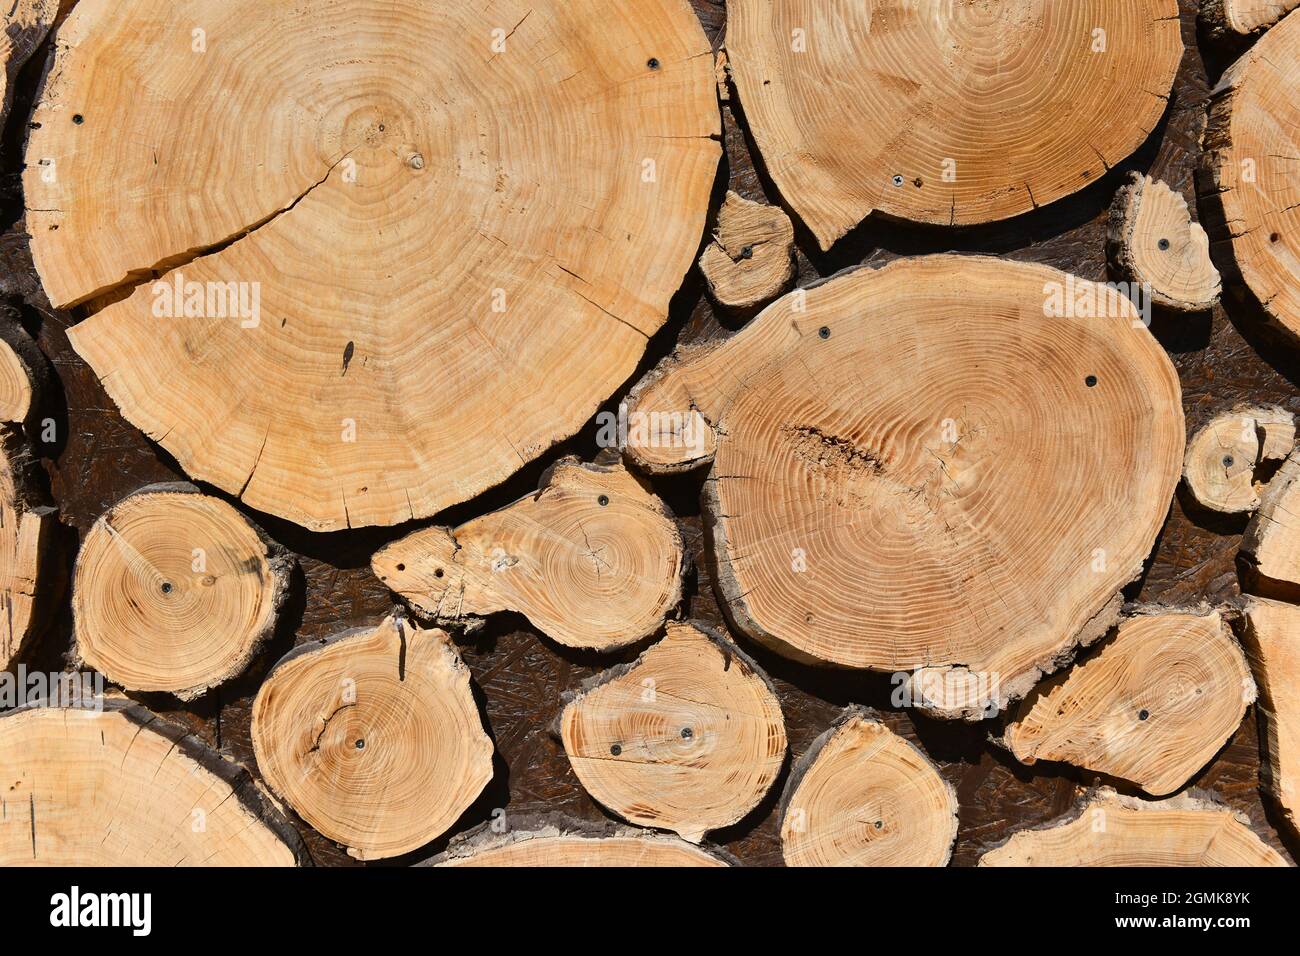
0,0 -> 1294,866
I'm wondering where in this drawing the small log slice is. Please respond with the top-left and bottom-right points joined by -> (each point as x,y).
426,815 -> 732,867
698,191 -> 796,309
1202,0 -> 1300,41
1241,447 -> 1300,598
0,321 -> 51,432
979,787 -> 1287,867
1201,9 -> 1300,343
1183,405 -> 1294,514
0,700 -> 307,866
779,707 -> 957,867
624,255 -> 1184,719
725,0 -> 1181,247
73,483 -> 292,699
1,428 -> 56,672
1107,173 -> 1221,312
560,621 -> 786,843
30,0 -> 720,531
1238,596 -> 1300,835
373,456 -> 683,652
1002,609 -> 1253,797
252,613 -> 493,860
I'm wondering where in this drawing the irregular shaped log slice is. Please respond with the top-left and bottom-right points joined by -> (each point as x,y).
251,613 -> 492,860
623,256 -> 1184,718
1202,0 -> 1300,40
698,191 -> 796,309
779,707 -> 956,867
1002,609 -> 1253,797
1,428 -> 56,672
425,815 -> 733,867
0,700 -> 307,865
1201,9 -> 1300,342
373,456 -> 683,651
0,320 -> 51,431
724,0 -> 1181,248
0,0 -> 59,122
1107,173 -> 1221,312
33,0 -> 721,531
1239,597 -> 1300,834
1241,447 -> 1300,598
560,621 -> 786,842
979,787 -> 1287,866
1183,405 -> 1294,514
73,484 -> 292,699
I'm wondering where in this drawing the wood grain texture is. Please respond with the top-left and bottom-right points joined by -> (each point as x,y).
726,0 -> 1182,247
29,0 -> 720,531
0,0 -> 1296,867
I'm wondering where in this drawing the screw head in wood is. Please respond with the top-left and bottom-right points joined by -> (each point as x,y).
818,326 -> 831,339
610,743 -> 622,756
598,495 -> 610,507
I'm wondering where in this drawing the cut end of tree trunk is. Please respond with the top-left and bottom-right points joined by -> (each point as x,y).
779,707 -> 957,867
251,612 -> 493,861
1201,0 -> 1300,40
1,427 -> 57,672
979,787 -> 1287,866
1200,9 -> 1300,343
425,814 -> 733,867
1241,446 -> 1300,599
625,256 -> 1184,719
73,484 -> 292,699
0,320 -> 50,431
373,456 -> 683,651
560,620 -> 786,843
0,700 -> 307,866
698,191 -> 796,309
726,0 -> 1181,247
1183,405 -> 1295,514
1002,608 -> 1253,797
1107,173 -> 1221,312
28,0 -> 720,531
1238,596 -> 1300,835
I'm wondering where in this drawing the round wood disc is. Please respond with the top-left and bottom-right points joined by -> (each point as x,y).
1182,405 -> 1294,514
979,788 -> 1287,866
428,816 -> 732,867
1201,9 -> 1300,341
725,0 -> 1181,247
779,707 -> 957,867
251,613 -> 493,860
73,484 -> 291,700
0,701 -> 306,866
560,621 -> 787,842
374,456 -> 684,651
624,256 -> 1184,718
29,0 -> 721,530
1003,609 -> 1253,796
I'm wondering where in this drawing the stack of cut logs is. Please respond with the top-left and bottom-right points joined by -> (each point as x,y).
0,0 -> 1297,867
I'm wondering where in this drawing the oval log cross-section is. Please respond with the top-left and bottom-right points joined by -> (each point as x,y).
0,701 -> 307,866
1201,9 -> 1300,344
426,817 -> 732,867
251,613 -> 493,860
979,788 -> 1287,866
779,707 -> 957,867
560,621 -> 787,843
1182,406 -> 1294,514
73,484 -> 292,700
725,0 -> 1181,247
373,456 -> 683,651
623,255 -> 1184,719
0,428 -> 56,672
1002,609 -> 1253,796
31,0 -> 720,531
